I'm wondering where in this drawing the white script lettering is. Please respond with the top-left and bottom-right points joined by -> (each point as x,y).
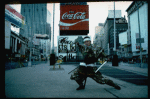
62,12 -> 86,20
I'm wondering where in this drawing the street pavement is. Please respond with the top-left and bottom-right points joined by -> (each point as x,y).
5,61 -> 148,98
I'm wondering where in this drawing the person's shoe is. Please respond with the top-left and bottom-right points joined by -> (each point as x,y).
76,84 -> 85,90
114,85 -> 121,90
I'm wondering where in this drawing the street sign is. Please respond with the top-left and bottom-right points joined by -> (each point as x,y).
136,38 -> 144,43
35,34 -> 49,39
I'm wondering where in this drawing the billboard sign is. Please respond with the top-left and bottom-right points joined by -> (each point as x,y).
58,36 -> 76,54
57,35 -> 91,59
5,4 -> 25,28
35,34 -> 49,39
60,5 -> 89,35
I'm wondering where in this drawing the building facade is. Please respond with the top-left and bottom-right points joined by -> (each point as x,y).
20,4 -> 51,38
93,23 -> 104,49
40,39 -> 51,60
103,10 -> 128,60
126,1 -> 148,62
5,5 -> 29,62
118,30 -> 128,60
109,18 -> 128,56
20,4 -> 51,61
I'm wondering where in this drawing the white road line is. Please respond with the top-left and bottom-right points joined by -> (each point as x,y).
119,78 -> 147,79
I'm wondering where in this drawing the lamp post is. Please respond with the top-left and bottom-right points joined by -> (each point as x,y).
28,4 -> 34,67
112,1 -> 118,66
136,2 -> 143,68
50,3 -> 55,65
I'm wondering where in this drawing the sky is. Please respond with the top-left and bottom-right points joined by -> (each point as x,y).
9,1 -> 132,47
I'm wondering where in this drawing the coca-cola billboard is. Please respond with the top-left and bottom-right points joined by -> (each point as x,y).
60,5 -> 89,35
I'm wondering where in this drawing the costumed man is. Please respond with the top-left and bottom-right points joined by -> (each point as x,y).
70,36 -> 121,90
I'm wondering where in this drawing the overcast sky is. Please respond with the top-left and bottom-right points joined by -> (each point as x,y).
9,1 -> 132,47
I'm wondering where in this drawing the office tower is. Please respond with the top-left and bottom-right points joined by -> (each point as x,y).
20,4 -> 51,38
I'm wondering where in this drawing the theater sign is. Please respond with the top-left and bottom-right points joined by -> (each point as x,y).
60,5 -> 89,35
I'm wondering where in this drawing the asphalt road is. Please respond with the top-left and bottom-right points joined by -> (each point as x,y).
5,63 -> 148,98
99,65 -> 148,85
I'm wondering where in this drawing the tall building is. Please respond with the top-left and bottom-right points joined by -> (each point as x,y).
20,4 -> 51,60
20,4 -> 51,38
126,1 -> 148,62
93,23 -> 104,48
103,10 -> 128,58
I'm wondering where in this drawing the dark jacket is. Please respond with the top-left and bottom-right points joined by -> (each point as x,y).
77,43 -> 106,64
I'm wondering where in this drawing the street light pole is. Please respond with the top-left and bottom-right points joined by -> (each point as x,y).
52,3 -> 55,54
137,2 -> 142,68
50,3 -> 55,65
112,1 -> 118,66
28,4 -> 34,67
114,1 -> 116,52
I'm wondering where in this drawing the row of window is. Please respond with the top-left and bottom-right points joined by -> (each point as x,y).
24,8 -> 44,12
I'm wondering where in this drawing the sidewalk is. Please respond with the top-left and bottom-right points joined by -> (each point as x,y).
5,62 -> 148,98
106,62 -> 148,76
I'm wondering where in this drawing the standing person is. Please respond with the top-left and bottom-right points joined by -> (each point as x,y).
70,36 -> 121,90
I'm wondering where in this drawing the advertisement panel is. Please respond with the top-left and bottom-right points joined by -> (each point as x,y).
58,36 -> 77,54
5,4 -> 25,28
57,35 -> 91,59
60,5 -> 89,35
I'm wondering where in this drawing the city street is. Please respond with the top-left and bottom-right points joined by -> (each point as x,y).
100,63 -> 148,85
5,2 -> 148,98
5,62 -> 148,98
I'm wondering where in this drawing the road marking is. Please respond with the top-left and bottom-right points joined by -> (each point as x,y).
102,74 -> 140,75
104,88 -> 119,98
119,78 -> 147,79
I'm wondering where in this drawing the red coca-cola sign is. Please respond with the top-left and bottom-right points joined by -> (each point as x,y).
60,5 -> 89,31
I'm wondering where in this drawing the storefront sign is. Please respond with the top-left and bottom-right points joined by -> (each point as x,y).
5,4 -> 25,28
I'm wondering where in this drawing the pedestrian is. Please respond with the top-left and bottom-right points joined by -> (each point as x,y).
70,36 -> 121,90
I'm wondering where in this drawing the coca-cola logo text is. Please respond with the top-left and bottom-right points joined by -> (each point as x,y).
62,12 -> 86,20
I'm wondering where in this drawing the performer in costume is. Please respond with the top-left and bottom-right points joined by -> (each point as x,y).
70,36 -> 121,90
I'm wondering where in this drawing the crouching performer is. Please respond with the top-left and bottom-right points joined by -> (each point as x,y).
69,36 -> 121,90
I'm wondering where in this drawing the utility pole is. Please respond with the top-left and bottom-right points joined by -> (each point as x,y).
114,1 -> 116,52
50,3 -> 55,65
52,3 -> 55,54
28,4 -> 34,67
112,1 -> 118,66
137,2 -> 142,68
